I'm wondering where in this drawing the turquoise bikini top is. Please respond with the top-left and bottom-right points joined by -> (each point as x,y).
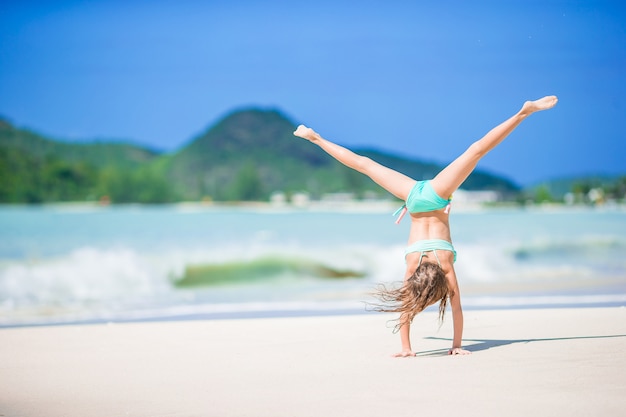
405,239 -> 457,265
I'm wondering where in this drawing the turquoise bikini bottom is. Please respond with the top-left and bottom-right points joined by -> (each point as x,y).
405,239 -> 457,266
405,180 -> 451,213
393,180 -> 452,224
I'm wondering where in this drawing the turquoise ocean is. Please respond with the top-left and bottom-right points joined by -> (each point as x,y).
1,204 -> 625,327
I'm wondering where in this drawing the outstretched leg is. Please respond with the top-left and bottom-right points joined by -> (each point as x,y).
294,126 -> 416,200
430,96 -> 558,199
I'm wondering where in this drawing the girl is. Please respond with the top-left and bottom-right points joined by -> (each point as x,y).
293,96 -> 558,356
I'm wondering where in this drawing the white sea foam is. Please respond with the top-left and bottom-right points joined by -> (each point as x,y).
0,247 -> 169,305
1,207 -> 625,326
1,238 -> 622,313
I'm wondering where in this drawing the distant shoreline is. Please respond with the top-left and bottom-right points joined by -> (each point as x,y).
1,200 -> 624,214
2,296 -> 625,329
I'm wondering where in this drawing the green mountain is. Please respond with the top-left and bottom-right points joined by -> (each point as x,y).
0,117 -> 163,203
356,149 -> 517,192
0,118 -> 158,169
162,108 -> 519,201
164,108 -> 335,201
0,109 -> 520,204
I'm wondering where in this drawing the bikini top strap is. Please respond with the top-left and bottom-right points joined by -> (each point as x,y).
433,250 -> 442,267
417,250 -> 442,268
416,251 -> 425,268
393,205 -> 407,225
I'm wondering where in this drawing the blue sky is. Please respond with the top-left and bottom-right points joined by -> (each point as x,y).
1,0 -> 624,185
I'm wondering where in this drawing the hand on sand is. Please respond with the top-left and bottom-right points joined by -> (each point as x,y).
448,347 -> 471,356
392,350 -> 417,358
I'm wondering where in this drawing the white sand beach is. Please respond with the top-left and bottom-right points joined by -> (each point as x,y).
1,307 -> 625,417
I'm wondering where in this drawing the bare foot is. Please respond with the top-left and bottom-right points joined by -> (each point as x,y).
293,124 -> 320,142
521,95 -> 558,115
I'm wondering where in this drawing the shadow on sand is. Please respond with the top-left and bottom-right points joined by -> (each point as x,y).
414,334 -> 626,357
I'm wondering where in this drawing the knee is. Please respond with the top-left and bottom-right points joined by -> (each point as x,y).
354,155 -> 374,174
467,141 -> 487,159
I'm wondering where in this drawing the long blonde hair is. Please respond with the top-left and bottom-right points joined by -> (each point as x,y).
372,261 -> 449,332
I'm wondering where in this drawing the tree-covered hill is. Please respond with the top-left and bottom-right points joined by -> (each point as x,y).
0,109 -> 520,204
0,118 -> 158,169
0,117 -> 165,203
163,108 -> 519,201
357,149 -> 518,193
163,108 -> 335,201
